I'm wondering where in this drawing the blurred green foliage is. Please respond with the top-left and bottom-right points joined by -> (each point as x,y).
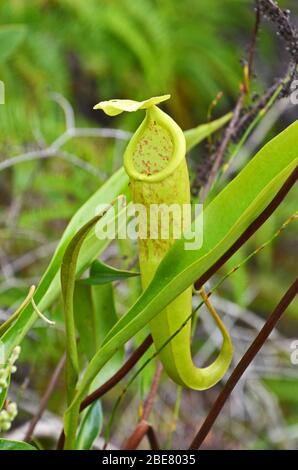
0,0 -> 297,450
0,0 -> 262,145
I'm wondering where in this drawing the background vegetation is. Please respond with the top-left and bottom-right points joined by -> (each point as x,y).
0,0 -> 297,449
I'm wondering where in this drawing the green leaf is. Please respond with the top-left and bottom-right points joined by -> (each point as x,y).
1,168 -> 130,360
74,282 -> 96,361
0,25 -> 26,64
76,401 -> 103,450
64,122 -> 298,445
264,378 -> 298,404
93,283 -> 119,346
0,288 -> 36,410
0,439 -> 37,450
80,259 -> 139,285
91,283 -> 124,386
185,112 -> 232,152
61,215 -> 105,403
66,281 -> 124,449
74,281 -> 123,363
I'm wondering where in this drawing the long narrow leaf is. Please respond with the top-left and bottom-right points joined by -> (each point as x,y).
76,401 -> 103,450
80,259 -> 139,285
0,439 -> 37,450
61,215 -> 104,403
1,168 -> 129,359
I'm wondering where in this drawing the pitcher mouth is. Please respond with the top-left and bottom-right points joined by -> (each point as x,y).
124,105 -> 186,183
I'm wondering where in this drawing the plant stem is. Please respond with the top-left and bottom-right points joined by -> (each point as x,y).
121,362 -> 163,450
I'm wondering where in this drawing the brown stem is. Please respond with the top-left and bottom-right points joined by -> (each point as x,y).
57,335 -> 153,449
142,362 -> 163,421
147,425 -> 160,450
122,420 -> 149,450
189,278 -> 298,450
122,362 -> 163,450
121,421 -> 160,451
24,354 -> 66,442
